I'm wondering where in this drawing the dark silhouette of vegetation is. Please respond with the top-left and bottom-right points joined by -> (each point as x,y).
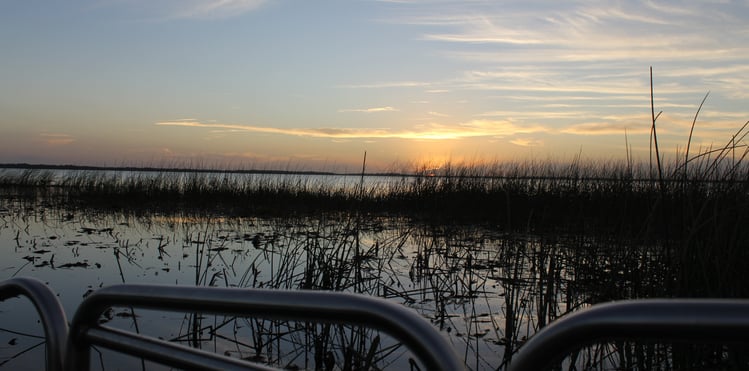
2,79 -> 749,369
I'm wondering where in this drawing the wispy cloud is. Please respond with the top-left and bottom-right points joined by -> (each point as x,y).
337,106 -> 399,113
337,81 -> 430,89
427,111 -> 449,117
38,133 -> 75,145
510,138 -> 543,147
424,32 -> 545,45
450,67 -> 701,97
478,110 -> 597,120
107,0 -> 268,20
561,121 -> 652,136
413,2 -> 721,55
177,0 -> 268,19
380,0 -> 749,103
155,119 -> 547,140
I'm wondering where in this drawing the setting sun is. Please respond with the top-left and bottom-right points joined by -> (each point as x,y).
2,1 -> 747,171
2,3 -> 749,369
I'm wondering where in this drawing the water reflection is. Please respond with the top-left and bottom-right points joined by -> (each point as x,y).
0,197 -> 712,370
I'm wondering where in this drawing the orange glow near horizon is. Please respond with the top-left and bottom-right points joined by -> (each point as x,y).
154,119 -> 543,141
2,2 -> 749,173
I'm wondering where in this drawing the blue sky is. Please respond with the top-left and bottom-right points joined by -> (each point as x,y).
1,0 -> 748,171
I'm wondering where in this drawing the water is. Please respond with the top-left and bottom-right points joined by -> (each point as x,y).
0,167 -> 408,193
0,187 -> 733,370
0,197 -> 593,370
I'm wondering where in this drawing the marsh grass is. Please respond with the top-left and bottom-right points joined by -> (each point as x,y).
2,194 -> 749,369
2,120 -> 749,299
2,155 -> 747,228
2,86 -> 749,369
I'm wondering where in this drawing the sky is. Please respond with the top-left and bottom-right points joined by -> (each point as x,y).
1,0 -> 748,172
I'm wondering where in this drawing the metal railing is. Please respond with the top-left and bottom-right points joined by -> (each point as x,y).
508,299 -> 749,371
66,284 -> 464,371
4,277 -> 749,371
0,277 -> 68,371
0,278 -> 462,371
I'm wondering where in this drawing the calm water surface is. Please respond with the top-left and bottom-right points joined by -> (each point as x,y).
0,195 -> 655,370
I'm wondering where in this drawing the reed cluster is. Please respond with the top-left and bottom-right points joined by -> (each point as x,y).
3,75 -> 749,369
1,148 -> 748,242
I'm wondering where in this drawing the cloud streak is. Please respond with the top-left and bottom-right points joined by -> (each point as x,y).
155,119 -> 546,140
378,0 -> 749,107
337,106 -> 399,113
38,133 -> 75,145
510,138 -> 543,147
561,122 -> 651,136
177,0 -> 268,19
108,0 -> 268,20
337,81 -> 430,89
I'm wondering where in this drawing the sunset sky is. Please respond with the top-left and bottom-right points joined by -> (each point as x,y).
1,0 -> 748,172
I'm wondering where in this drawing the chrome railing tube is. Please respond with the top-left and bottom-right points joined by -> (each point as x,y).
67,284 -> 463,371
0,277 -> 68,371
509,299 -> 749,371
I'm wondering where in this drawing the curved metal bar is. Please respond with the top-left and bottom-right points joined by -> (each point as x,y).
67,284 -> 463,371
509,299 -> 749,371
83,326 -> 277,371
0,277 -> 68,371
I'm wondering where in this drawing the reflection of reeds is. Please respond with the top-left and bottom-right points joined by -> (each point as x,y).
3,197 -> 749,369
